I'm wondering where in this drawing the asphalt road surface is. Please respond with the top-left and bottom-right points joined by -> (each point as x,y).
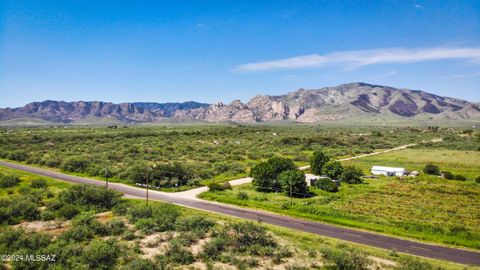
1,160 -> 479,266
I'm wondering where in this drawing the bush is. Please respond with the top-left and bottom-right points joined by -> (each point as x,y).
59,184 -> 122,211
453,175 -> 466,181
164,243 -> 195,265
396,257 -> 434,270
322,246 -> 369,270
442,171 -> 454,180
105,219 -> 126,235
0,174 -> 20,188
237,191 -> 249,200
310,151 -> 330,175
30,178 -> 48,189
250,157 -> 296,192
476,176 -> 480,183
60,157 -> 90,173
127,205 -> 153,222
423,164 -> 440,175
82,239 -> 119,270
120,258 -> 157,270
278,170 -> 308,196
135,218 -> 157,234
175,215 -> 215,236
57,204 -> 80,219
340,166 -> 364,184
40,210 -> 56,221
208,182 -> 228,191
315,178 -> 338,192
322,161 -> 344,179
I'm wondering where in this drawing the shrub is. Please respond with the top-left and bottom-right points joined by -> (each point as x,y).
127,205 -> 153,223
322,246 -> 369,270
441,171 -> 454,180
82,239 -> 119,270
396,257 -> 433,270
476,176 -> 480,183
59,184 -> 122,211
135,218 -> 157,234
40,210 -> 56,221
310,151 -> 330,175
208,182 -> 227,191
237,191 -> 249,200
175,215 -> 215,236
228,222 -> 277,252
0,175 -> 20,188
453,175 -> 466,181
105,219 -> 126,235
120,258 -> 157,270
322,161 -> 344,179
164,243 -> 195,264
60,157 -> 90,173
423,164 -> 440,175
340,166 -> 364,184
315,178 -> 338,192
30,178 -> 48,189
57,205 -> 80,219
278,170 -> 308,197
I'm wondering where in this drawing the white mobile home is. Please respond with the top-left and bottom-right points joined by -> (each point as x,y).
371,166 -> 406,177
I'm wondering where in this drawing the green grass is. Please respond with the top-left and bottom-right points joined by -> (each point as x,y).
1,164 -> 478,269
346,148 -> 480,180
200,149 -> 480,249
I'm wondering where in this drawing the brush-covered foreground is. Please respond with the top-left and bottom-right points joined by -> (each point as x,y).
2,125 -> 477,191
0,165 -> 475,270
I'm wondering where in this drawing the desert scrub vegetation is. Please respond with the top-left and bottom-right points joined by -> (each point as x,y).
0,165 -> 473,269
200,174 -> 480,249
0,125 -> 465,190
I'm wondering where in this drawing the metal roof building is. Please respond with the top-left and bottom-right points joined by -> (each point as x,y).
371,166 -> 407,177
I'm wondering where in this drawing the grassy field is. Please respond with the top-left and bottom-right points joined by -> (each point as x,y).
345,148 -> 480,180
200,148 -> 480,249
2,125 -> 472,191
2,165 -> 474,269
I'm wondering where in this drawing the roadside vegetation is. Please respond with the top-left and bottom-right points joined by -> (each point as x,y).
1,165 -> 471,270
2,125 -> 475,191
201,147 -> 480,249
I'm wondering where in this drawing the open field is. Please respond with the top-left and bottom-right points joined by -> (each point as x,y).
1,125 -> 477,191
200,148 -> 480,249
346,148 -> 480,180
2,165 -> 475,269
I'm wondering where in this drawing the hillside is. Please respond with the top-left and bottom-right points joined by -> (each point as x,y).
1,83 -> 479,124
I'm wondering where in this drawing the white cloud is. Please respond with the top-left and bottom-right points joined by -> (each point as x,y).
234,47 -> 480,72
443,70 -> 480,79
414,4 -> 424,9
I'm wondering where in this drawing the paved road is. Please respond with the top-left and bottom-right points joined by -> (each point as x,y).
1,160 -> 479,266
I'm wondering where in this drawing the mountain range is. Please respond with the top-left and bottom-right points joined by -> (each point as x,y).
1,82 -> 479,125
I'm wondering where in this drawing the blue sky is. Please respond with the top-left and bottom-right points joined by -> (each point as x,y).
1,0 -> 479,108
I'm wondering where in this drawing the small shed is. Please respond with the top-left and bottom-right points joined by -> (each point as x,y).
371,166 -> 407,177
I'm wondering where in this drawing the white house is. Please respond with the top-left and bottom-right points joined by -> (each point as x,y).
371,166 -> 407,177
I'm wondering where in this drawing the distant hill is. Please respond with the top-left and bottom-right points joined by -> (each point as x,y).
1,83 -> 479,124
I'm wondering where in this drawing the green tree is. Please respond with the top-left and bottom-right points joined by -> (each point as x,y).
323,161 -> 344,179
340,166 -> 364,184
310,151 -> 330,175
60,156 -> 90,173
423,164 -> 440,175
250,157 -> 296,192
315,178 -> 338,192
278,170 -> 308,197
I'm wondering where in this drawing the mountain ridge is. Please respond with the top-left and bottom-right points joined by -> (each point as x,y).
1,82 -> 479,124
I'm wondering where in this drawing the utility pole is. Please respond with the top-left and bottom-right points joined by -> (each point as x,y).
104,166 -> 109,189
146,167 -> 150,206
290,181 -> 293,206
